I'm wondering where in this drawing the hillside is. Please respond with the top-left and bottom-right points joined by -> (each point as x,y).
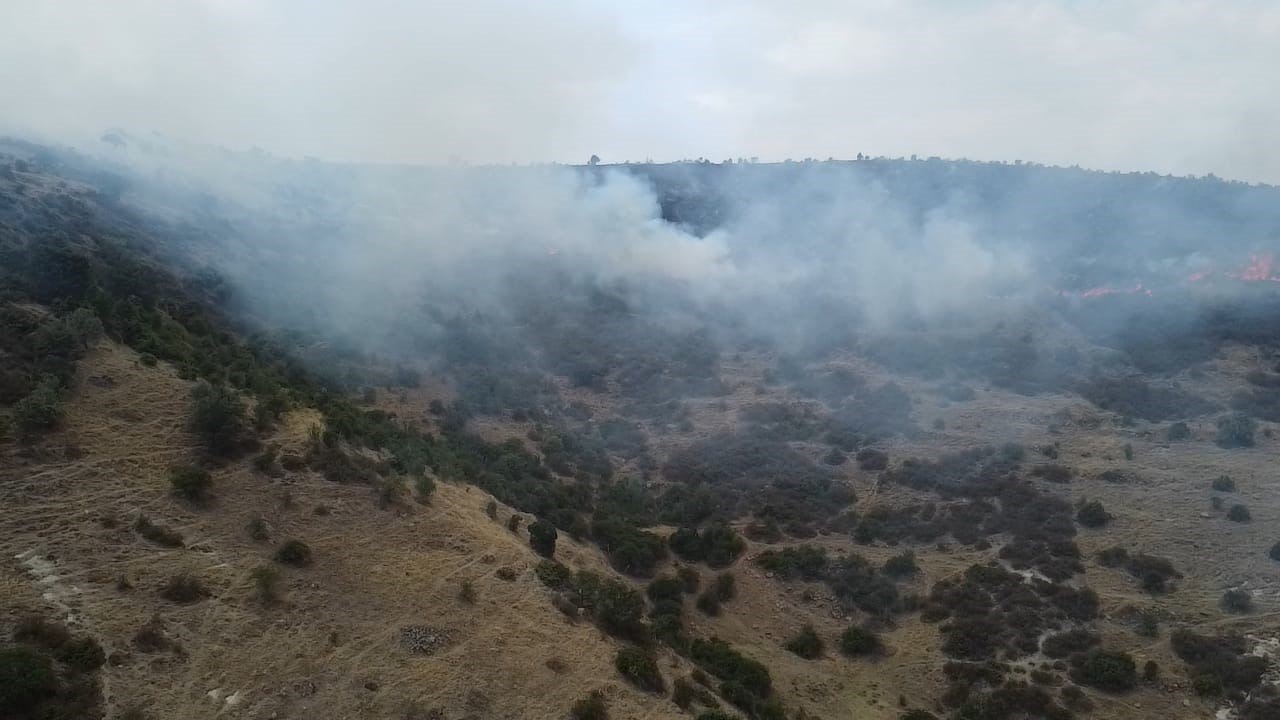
2,142 -> 1279,720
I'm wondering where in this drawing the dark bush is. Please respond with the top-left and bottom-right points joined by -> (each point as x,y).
689,638 -> 772,700
570,690 -> 607,720
1041,629 -> 1099,659
133,515 -> 183,547
785,625 -> 824,659
1211,475 -> 1236,492
274,539 -> 313,567
823,447 -> 846,465
1216,412 -> 1256,448
13,616 -> 71,649
882,551 -> 918,578
840,625 -> 881,656
0,645 -> 55,715
756,545 -> 829,581
160,573 -> 208,603
1221,589 -> 1252,614
1030,464 -> 1073,483
1071,649 -> 1136,693
1142,660 -> 1159,681
190,382 -> 246,454
856,448 -> 889,470
615,646 -> 664,693
169,465 -> 212,504
535,560 -> 572,590
528,518 -> 558,558
54,636 -> 105,671
12,376 -> 64,438
1166,422 -> 1191,441
677,566 -> 701,594
1227,504 -> 1251,522
1171,630 -> 1266,692
1075,500 -> 1110,528
1270,541 -> 1280,561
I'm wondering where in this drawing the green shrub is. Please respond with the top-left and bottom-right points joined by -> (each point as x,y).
1076,500 -> 1110,528
1221,589 -> 1252,614
677,566 -> 701,593
53,635 -> 105,671
1166,422 -> 1191,441
1142,660 -> 1159,681
414,474 -> 436,502
458,579 -> 477,604
689,638 -> 772,699
159,573 -> 208,603
1216,412 -> 1256,448
529,518 -> 558,558
535,560 -> 573,590
1227,504 -> 1251,522
756,545 -> 829,580
274,539 -> 313,567
1211,475 -> 1236,492
169,465 -> 212,504
856,448 -> 889,470
0,645 -> 56,714
882,550 -> 918,578
1071,649 -> 1136,693
251,565 -> 282,604
13,376 -> 63,438
190,382 -> 246,454
785,625 -> 824,659
13,616 -> 71,649
840,625 -> 881,656
615,646 -> 665,693
1270,542 -> 1280,561
133,515 -> 183,547
570,690 -> 607,720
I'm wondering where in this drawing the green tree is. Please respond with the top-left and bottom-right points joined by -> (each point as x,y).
529,518 -> 558,558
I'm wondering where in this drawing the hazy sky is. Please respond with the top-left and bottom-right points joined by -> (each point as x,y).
2,1 -> 1278,182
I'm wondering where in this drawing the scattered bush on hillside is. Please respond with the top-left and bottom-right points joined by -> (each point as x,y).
1171,629 -> 1266,694
414,474 -> 436,502
1211,475 -> 1236,492
169,465 -> 212,505
677,566 -> 701,594
569,690 -> 608,720
133,515 -> 183,547
1227,504 -> 1251,522
1030,464 -> 1073,483
1095,547 -> 1181,593
0,645 -> 56,715
1071,649 -> 1137,693
1270,542 -> 1280,562
840,625 -> 881,656
1075,500 -> 1110,528
190,382 -> 247,454
615,646 -> 665,693
688,637 -> 773,711
668,524 -> 745,568
856,448 -> 889,470
251,565 -> 282,605
1216,412 -> 1256,448
274,539 -> 313,567
1041,629 -> 1100,659
159,573 -> 208,604
529,518 -> 558,558
785,625 -> 824,659
1221,589 -> 1253,614
756,545 -> 829,581
1166,421 -> 1192,441
12,375 -> 64,438
882,550 -> 918,578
